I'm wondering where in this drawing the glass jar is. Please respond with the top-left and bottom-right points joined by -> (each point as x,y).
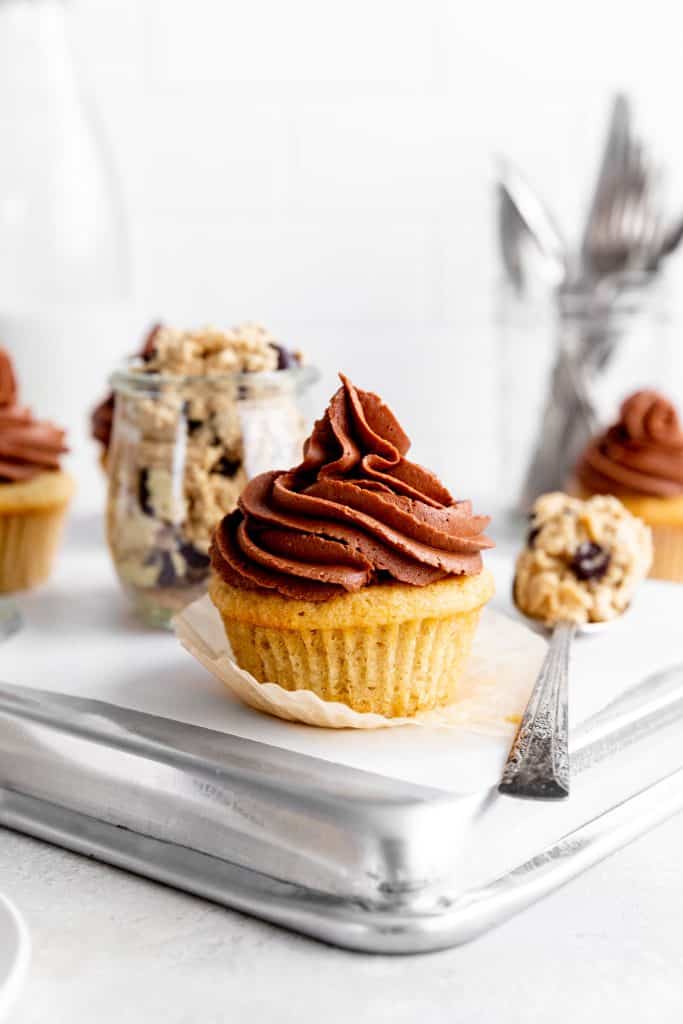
107,364 -> 319,627
498,273 -> 676,519
495,281 -> 557,517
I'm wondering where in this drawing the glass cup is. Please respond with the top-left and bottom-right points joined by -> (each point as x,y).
498,273 -> 677,521
106,364 -> 318,627
0,598 -> 21,640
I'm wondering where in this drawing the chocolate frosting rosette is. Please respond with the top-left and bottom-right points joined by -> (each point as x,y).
576,390 -> 683,498
573,390 -> 683,582
0,363 -> 67,483
0,349 -> 74,592
209,375 -> 494,717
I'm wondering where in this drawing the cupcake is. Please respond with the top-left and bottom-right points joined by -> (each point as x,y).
209,375 -> 494,717
572,391 -> 683,581
0,348 -> 74,592
514,492 -> 652,626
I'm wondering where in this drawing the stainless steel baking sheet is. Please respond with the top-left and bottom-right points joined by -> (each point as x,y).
0,666 -> 682,954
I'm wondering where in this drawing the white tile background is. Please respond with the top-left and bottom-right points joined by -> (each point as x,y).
10,0 -> 683,507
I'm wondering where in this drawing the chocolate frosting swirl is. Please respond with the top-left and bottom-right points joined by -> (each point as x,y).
577,390 -> 683,498
211,375 -> 493,601
0,349 -> 68,483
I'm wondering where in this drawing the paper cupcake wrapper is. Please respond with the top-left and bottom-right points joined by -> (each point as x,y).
223,609 -> 483,717
174,594 -> 547,734
649,525 -> 683,583
0,504 -> 69,593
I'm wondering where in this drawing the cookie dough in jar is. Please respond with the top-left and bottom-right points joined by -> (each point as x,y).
106,323 -> 317,626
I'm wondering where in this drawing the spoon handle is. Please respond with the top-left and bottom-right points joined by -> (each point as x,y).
499,621 -> 575,799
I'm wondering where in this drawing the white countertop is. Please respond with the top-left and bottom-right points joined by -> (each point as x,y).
2,517 -> 683,1024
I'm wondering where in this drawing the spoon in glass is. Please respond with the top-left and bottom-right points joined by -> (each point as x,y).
498,605 -> 611,800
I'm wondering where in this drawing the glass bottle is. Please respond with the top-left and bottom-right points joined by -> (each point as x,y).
0,0 -> 131,506
0,0 -> 130,634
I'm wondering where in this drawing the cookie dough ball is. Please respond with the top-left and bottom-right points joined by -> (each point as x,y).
514,492 -> 653,625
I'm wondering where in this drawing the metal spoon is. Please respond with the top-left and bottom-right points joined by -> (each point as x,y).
579,92 -> 632,281
499,610 -> 611,800
646,209 -> 683,271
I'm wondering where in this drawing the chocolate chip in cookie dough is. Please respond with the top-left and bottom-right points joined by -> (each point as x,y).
570,541 -> 611,581
140,322 -> 163,362
157,551 -> 178,587
179,398 -> 204,435
270,343 -> 298,370
215,455 -> 242,478
138,468 -> 154,516
179,542 -> 210,571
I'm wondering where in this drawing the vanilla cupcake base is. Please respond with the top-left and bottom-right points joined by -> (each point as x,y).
613,495 -> 683,583
209,570 -> 495,717
639,524 -> 683,582
0,471 -> 75,592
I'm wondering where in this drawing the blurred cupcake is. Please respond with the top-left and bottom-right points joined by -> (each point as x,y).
91,322 -> 162,469
0,348 -> 74,592
571,390 -> 683,581
209,375 -> 494,717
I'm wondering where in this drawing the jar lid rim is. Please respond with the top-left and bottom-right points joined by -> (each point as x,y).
110,361 -> 320,392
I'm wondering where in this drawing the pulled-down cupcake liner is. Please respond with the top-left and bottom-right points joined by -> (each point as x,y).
223,609 -> 483,718
174,594 -> 547,733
